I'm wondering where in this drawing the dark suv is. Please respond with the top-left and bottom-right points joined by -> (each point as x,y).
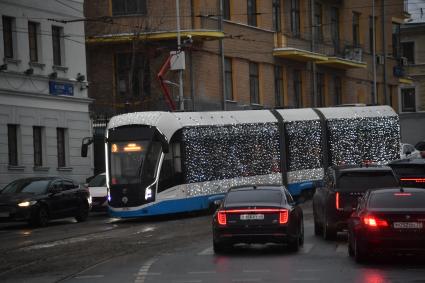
388,158 -> 425,188
313,165 -> 399,240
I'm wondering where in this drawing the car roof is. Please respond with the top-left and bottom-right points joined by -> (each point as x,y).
369,187 -> 425,195
332,165 -> 393,174
228,184 -> 285,193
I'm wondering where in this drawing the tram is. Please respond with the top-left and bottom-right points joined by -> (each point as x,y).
88,106 -> 400,218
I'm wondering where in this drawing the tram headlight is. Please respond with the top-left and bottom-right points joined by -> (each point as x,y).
145,187 -> 153,200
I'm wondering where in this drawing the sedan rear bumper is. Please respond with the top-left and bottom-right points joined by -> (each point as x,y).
213,226 -> 294,244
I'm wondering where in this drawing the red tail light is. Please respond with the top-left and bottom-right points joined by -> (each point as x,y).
217,211 -> 227,226
363,215 -> 388,228
279,209 -> 289,224
400,178 -> 425,183
335,192 -> 340,210
394,192 -> 412,196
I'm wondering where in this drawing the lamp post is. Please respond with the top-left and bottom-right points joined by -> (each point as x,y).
372,0 -> 377,105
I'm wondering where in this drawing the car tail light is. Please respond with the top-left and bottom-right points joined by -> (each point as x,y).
363,215 -> 388,228
335,192 -> 340,210
279,209 -> 289,224
394,192 -> 412,196
400,178 -> 425,184
217,211 -> 227,226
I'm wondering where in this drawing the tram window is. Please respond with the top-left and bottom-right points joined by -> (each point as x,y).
140,142 -> 162,187
173,143 -> 182,173
158,143 -> 183,192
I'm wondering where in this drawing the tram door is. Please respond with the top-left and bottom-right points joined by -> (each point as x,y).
158,142 -> 183,193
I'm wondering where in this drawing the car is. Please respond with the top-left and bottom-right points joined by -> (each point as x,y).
400,143 -> 421,159
87,173 -> 107,211
388,158 -> 425,188
348,187 -> 425,262
415,140 -> 425,158
212,185 -> 304,253
313,165 -> 399,240
0,177 -> 91,227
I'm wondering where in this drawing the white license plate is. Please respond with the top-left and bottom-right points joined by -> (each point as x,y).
0,212 -> 9,218
240,214 -> 264,220
393,222 -> 423,229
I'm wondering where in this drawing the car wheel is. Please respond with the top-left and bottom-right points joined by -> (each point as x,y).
30,206 -> 49,228
354,238 -> 367,263
323,214 -> 337,241
314,218 -> 323,236
75,201 -> 89,222
213,240 -> 228,254
299,221 -> 304,246
288,236 -> 300,252
348,233 -> 354,257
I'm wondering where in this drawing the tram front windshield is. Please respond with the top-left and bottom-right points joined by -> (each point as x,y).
110,141 -> 150,185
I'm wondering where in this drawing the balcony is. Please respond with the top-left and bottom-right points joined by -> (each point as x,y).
316,47 -> 367,69
273,47 -> 328,62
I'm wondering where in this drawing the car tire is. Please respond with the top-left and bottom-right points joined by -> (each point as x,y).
30,206 -> 49,228
354,238 -> 367,263
348,233 -> 354,257
213,240 -> 228,254
288,236 -> 300,252
314,218 -> 323,236
75,201 -> 89,222
299,221 -> 304,246
323,214 -> 337,241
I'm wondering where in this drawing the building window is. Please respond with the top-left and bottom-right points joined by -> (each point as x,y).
291,0 -> 300,37
334,76 -> 342,105
331,7 -> 340,52
2,16 -> 14,59
294,70 -> 302,107
402,42 -> 414,64
273,0 -> 281,32
8,124 -> 18,166
369,16 -> 376,54
33,126 -> 43,167
52,26 -> 63,66
392,23 -> 401,58
224,57 -> 233,101
274,65 -> 283,106
401,88 -> 416,112
57,128 -> 66,167
249,62 -> 260,104
112,0 -> 147,16
314,2 -> 323,42
116,53 -> 151,97
352,12 -> 360,47
28,22 -> 39,62
316,73 -> 325,107
223,0 -> 231,20
247,0 -> 257,26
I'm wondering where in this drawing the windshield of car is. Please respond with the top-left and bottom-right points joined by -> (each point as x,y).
88,174 -> 106,187
1,179 -> 50,195
225,189 -> 283,205
338,171 -> 398,192
369,191 -> 425,209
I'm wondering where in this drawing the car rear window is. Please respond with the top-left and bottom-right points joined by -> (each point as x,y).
88,174 -> 106,187
225,190 -> 283,204
391,165 -> 425,177
338,171 -> 398,192
369,191 -> 425,209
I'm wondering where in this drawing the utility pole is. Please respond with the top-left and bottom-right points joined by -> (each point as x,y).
311,0 -> 317,107
372,0 -> 377,105
176,0 -> 184,110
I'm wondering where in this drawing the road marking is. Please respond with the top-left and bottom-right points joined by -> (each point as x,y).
336,244 -> 347,254
134,257 -> 158,283
188,271 -> 216,274
75,275 -> 105,279
300,243 -> 314,254
197,246 -> 213,255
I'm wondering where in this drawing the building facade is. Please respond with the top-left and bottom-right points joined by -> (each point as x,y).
0,0 -> 92,188
85,0 -> 410,116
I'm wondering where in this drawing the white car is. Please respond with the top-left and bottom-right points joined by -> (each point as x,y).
400,143 -> 421,159
87,173 -> 107,211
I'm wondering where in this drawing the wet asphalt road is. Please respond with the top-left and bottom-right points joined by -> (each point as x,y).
1,202 -> 425,283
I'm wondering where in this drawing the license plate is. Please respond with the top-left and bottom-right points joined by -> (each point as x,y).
0,212 -> 9,218
393,222 -> 423,229
240,214 -> 264,220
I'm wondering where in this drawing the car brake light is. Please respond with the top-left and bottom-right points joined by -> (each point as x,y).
394,192 -> 412,196
279,209 -> 289,224
217,211 -> 227,226
400,178 -> 425,183
335,192 -> 340,210
363,216 -> 388,228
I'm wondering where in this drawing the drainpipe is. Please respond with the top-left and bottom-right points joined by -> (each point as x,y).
190,0 -> 195,111
219,0 -> 226,110
381,0 -> 388,105
372,0 -> 377,105
311,0 -> 317,107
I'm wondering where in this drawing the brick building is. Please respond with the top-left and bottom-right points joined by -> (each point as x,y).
85,0 -> 410,116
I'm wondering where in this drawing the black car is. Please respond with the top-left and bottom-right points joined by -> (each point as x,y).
0,177 -> 91,227
313,165 -> 399,240
212,185 -> 304,253
389,158 -> 425,188
348,187 -> 425,262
